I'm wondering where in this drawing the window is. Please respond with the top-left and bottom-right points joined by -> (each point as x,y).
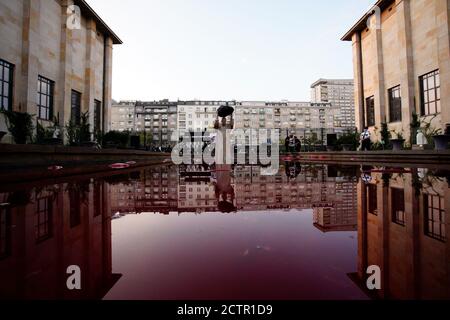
93,182 -> 102,217
71,90 -> 81,125
94,100 -> 101,132
424,195 -> 445,241
420,70 -> 440,116
367,184 -> 378,215
0,207 -> 11,259
365,96 -> 375,127
391,188 -> 405,226
388,86 -> 402,122
37,76 -> 54,120
69,188 -> 81,228
0,59 -> 14,111
35,197 -> 53,242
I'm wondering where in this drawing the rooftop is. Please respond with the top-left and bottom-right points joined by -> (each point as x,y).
75,0 -> 123,44
310,79 -> 355,88
341,0 -> 395,41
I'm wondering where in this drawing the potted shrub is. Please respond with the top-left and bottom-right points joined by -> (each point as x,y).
337,130 -> 359,151
410,112 -> 421,145
380,122 -> 391,150
103,130 -> 130,149
391,130 -> 405,151
0,110 -> 34,144
78,112 -> 97,148
35,118 -> 63,145
0,131 -> 6,143
65,119 -> 79,146
433,124 -> 450,151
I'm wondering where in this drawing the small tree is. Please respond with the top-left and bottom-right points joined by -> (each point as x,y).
337,129 -> 360,151
410,111 -> 421,145
380,121 -> 391,149
78,111 -> 91,143
1,109 -> 34,144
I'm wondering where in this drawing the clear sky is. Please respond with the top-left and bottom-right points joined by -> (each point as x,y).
87,0 -> 375,102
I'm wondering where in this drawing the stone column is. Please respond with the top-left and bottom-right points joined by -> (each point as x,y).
357,181 -> 368,279
377,177 -> 390,299
352,32 -> 365,131
59,0 -> 74,128
436,0 -> 450,130
19,0 -> 41,114
396,0 -> 416,142
403,173 -> 418,299
84,18 -> 97,136
373,18 -> 387,126
103,37 -> 113,132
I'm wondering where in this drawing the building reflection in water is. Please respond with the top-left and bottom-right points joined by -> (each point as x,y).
352,167 -> 450,300
109,164 -> 359,234
1,163 -> 360,300
1,163 -> 448,299
0,179 -> 121,300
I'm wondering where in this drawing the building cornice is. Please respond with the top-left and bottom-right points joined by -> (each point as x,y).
74,0 -> 123,44
341,0 -> 395,41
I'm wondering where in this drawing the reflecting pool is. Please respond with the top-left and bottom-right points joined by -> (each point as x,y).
0,163 -> 449,300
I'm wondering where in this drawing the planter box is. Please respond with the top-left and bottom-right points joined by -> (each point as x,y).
80,141 -> 101,149
42,138 -> 63,146
391,139 -> 405,151
433,135 -> 450,151
342,144 -> 353,151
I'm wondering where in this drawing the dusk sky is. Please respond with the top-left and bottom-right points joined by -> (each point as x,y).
87,0 -> 375,102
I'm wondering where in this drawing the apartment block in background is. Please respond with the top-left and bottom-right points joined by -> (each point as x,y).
0,0 -> 122,143
234,101 -> 342,145
110,100 -> 178,147
110,101 -> 136,132
342,0 -> 450,143
177,100 -> 233,133
137,100 -> 178,147
311,79 -> 355,129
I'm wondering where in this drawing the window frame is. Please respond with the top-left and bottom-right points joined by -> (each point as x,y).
37,75 -> 55,121
388,85 -> 402,123
391,188 -> 405,226
0,59 -> 14,111
94,99 -> 102,132
71,90 -> 82,125
0,207 -> 11,260
365,96 -> 376,127
367,184 -> 378,216
420,69 -> 441,116
424,194 -> 446,242
35,197 -> 53,243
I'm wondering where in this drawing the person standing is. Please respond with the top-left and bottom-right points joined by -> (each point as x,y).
286,134 -> 296,154
360,127 -> 371,151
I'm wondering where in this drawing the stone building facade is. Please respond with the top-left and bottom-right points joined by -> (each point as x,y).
0,0 -> 122,143
342,0 -> 450,143
354,169 -> 450,299
0,178 -> 120,299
